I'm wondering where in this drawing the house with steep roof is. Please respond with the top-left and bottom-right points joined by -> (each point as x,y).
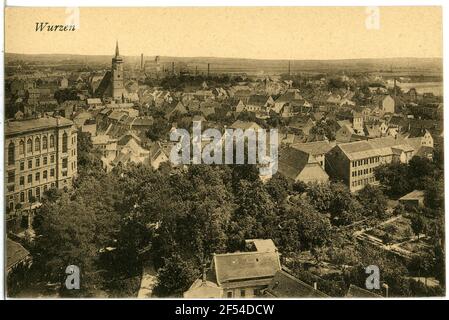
291,141 -> 334,170
7,238 -> 31,275
246,95 -> 274,114
278,147 -> 329,184
265,269 -> 328,298
184,239 -> 281,298
148,141 -> 170,170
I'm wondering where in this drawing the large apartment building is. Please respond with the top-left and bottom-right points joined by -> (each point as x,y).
326,137 -> 415,192
5,116 -> 78,211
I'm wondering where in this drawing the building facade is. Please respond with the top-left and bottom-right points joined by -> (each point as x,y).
326,137 -> 414,192
5,116 -> 78,211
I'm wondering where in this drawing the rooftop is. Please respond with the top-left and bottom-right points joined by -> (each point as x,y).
212,250 -> 281,285
7,238 -> 31,271
5,116 -> 74,136
266,269 -> 329,298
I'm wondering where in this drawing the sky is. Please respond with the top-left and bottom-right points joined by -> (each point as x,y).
4,6 -> 443,60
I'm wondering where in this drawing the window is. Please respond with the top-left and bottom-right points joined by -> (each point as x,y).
27,138 -> 33,153
51,155 -> 55,163
8,171 -> 15,183
28,160 -> 32,169
20,176 -> 24,185
28,189 -> 33,201
50,135 -> 55,148
36,187 -> 40,199
50,169 -> 55,177
20,162 -> 24,170
43,157 -> 47,165
36,158 -> 40,167
27,174 -> 32,183
35,172 -> 40,181
35,137 -> 40,151
43,170 -> 47,179
44,185 -> 48,192
43,136 -> 48,149
20,192 -> 25,203
240,290 -> 246,298
62,158 -> 68,169
8,142 -> 15,165
62,132 -> 68,152
227,292 -> 233,298
19,140 -> 25,155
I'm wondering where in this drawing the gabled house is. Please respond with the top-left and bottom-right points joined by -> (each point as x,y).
278,147 -> 329,184
184,239 -> 281,298
265,269 -> 328,298
291,140 -> 333,170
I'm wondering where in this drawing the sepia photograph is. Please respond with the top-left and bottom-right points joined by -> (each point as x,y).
2,5 -> 445,301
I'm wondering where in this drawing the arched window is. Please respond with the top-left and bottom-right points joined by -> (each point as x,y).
50,135 -> 55,148
8,142 -> 15,165
27,138 -> 33,153
19,140 -> 25,155
62,132 -> 68,153
42,136 -> 48,149
35,137 -> 40,151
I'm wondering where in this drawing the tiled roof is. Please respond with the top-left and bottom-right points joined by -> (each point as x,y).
346,284 -> 382,298
213,251 -> 281,286
230,120 -> 261,131
266,270 -> 329,298
338,136 -> 415,161
5,116 -> 73,136
248,95 -> 270,105
7,238 -> 30,271
291,141 -> 333,156
399,190 -> 425,201
278,147 -> 317,180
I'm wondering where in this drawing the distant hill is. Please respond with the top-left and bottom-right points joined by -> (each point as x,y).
4,53 -> 442,75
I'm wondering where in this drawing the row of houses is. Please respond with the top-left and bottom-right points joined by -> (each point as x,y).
277,130 -> 434,192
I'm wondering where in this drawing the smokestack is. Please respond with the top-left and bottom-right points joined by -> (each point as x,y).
140,53 -> 143,70
288,61 -> 291,76
172,62 -> 175,75
207,63 -> 210,77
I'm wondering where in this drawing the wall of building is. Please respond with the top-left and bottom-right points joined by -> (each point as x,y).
5,124 -> 77,210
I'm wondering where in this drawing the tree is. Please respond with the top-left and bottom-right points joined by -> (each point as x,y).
227,180 -> 277,251
76,131 -> 103,177
153,254 -> 199,297
33,193 -> 101,295
374,162 -> 411,197
357,184 -> 388,219
146,117 -> 170,141
410,214 -> 427,240
265,173 -> 290,204
278,197 -> 332,253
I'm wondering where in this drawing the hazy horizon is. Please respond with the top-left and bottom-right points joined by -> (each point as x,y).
4,52 -> 443,62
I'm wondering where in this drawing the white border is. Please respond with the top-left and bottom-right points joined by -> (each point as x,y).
0,0 -> 448,301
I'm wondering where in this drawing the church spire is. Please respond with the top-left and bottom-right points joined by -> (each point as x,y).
115,40 -> 120,57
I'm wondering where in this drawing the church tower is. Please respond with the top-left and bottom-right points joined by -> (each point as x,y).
112,41 -> 125,101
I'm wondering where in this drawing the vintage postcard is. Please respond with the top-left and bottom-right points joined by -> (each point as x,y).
3,6 -> 444,300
